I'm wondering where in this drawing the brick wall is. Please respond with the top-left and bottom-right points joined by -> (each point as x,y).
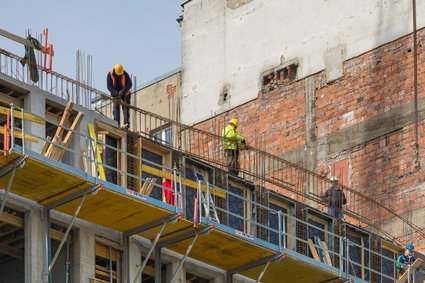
193,28 -> 425,246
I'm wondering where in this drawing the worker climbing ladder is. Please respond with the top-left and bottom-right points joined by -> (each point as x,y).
191,165 -> 220,224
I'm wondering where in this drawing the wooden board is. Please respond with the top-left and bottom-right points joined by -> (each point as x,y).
0,126 -> 39,142
0,106 -> 45,125
308,238 -> 321,261
87,123 -> 106,180
321,240 -> 333,266
397,258 -> 423,282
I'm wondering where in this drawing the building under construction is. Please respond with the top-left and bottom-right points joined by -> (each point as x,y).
1,0 -> 425,282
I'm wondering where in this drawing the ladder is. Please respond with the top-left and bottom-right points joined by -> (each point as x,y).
191,165 -> 220,224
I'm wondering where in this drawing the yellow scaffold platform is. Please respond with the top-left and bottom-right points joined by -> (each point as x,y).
0,150 -> 353,283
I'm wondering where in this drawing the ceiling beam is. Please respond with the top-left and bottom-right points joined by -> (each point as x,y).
0,243 -> 23,259
0,92 -> 23,108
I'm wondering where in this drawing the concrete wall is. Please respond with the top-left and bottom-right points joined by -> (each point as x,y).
181,0 -> 425,124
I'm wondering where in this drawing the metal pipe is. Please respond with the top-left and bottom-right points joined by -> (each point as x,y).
256,260 -> 271,283
65,243 -> 70,283
0,167 -> 17,216
132,221 -> 168,283
169,233 -> 200,283
109,246 -> 113,283
48,192 -> 87,274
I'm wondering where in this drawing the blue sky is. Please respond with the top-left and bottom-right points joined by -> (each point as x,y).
1,0 -> 185,93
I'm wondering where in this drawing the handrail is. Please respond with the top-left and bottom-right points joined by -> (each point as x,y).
5,105 -> 413,282
1,48 -> 422,245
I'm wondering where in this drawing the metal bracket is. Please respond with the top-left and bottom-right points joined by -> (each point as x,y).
124,212 -> 181,237
128,213 -> 181,283
43,184 -> 100,282
45,184 -> 100,210
226,252 -> 286,283
157,225 -> 213,283
0,155 -> 27,216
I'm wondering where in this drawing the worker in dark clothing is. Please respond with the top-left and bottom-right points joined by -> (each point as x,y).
107,64 -> 132,128
396,244 -> 416,279
222,118 -> 246,176
322,177 -> 347,219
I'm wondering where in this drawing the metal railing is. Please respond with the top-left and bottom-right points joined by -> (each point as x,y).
0,48 -> 423,245
3,105 -> 419,282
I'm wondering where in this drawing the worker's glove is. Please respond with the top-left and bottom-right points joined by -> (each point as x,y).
119,91 -> 125,97
242,139 -> 247,144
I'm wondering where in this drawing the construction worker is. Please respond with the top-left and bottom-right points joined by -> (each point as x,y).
222,118 -> 246,176
107,64 -> 132,128
322,177 -> 347,219
396,244 -> 416,279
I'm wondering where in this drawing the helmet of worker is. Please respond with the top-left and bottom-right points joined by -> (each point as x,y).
406,244 -> 415,252
330,176 -> 338,182
114,64 -> 124,75
229,118 -> 239,127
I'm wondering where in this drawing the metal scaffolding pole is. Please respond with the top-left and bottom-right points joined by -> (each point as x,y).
0,155 -> 27,216
226,253 -> 285,283
43,184 -> 99,283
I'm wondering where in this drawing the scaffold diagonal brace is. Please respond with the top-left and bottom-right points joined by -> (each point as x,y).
130,213 -> 182,283
0,155 -> 27,217
45,184 -> 100,210
163,225 -> 213,283
227,252 -> 286,283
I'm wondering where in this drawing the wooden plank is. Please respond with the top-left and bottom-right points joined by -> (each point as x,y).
397,258 -> 423,282
0,126 -> 39,142
50,228 -> 72,244
139,178 -> 151,194
0,243 -> 23,259
0,213 -> 23,228
0,28 -> 54,55
141,164 -> 226,198
45,101 -> 73,157
88,123 -> 106,181
144,178 -> 157,197
0,92 -> 23,107
0,106 -> 45,125
40,136 -> 52,155
308,239 -> 321,262
320,240 -> 333,266
53,111 -> 85,160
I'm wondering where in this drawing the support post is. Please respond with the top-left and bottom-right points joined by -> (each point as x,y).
155,246 -> 162,283
43,184 -> 99,282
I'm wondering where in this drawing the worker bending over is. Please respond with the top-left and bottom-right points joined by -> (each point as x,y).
222,119 -> 246,176
107,64 -> 132,129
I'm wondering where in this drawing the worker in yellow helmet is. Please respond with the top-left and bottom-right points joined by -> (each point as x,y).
107,64 -> 133,129
222,118 -> 246,176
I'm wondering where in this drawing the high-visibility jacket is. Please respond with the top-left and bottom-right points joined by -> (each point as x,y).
107,70 -> 132,96
222,125 -> 245,150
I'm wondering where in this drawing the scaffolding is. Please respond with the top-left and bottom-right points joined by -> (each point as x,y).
0,103 -> 419,282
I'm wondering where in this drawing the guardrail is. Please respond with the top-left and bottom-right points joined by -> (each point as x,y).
2,105 -> 413,283
1,47 -> 422,246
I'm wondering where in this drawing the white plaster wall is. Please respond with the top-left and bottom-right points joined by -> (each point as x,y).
181,0 -> 425,124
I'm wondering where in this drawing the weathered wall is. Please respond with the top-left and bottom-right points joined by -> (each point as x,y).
132,69 -> 181,132
193,27 -> 425,248
181,0 -> 425,125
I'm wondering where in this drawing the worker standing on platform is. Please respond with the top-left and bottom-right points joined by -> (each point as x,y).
222,118 -> 246,176
322,177 -> 347,219
107,64 -> 132,129
396,244 -> 416,278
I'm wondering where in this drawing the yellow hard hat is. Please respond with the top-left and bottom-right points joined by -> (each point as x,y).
229,118 -> 239,127
114,64 -> 124,75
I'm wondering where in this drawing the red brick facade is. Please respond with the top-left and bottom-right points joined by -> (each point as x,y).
194,29 -> 425,247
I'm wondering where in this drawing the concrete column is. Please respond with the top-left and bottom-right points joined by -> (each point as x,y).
127,237 -> 142,282
169,260 -> 185,283
25,206 -> 45,283
24,91 -> 45,153
72,228 -> 95,282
